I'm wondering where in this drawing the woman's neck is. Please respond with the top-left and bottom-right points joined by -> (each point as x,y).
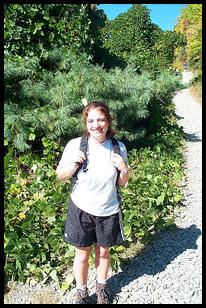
89,134 -> 107,144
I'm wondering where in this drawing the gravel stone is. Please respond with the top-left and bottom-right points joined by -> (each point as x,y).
4,72 -> 202,304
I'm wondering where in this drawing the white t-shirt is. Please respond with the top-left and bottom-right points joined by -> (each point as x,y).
58,137 -> 128,216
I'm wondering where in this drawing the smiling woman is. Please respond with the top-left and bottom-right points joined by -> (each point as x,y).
56,100 -> 129,304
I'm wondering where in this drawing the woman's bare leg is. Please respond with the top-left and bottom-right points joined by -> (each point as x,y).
94,244 -> 110,281
73,246 -> 92,286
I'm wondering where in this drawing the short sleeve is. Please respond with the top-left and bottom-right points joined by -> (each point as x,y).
118,141 -> 129,166
58,137 -> 81,167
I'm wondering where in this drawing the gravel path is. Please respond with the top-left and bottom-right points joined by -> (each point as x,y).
4,71 -> 202,304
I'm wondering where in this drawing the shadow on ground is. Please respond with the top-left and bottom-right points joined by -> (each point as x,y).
89,224 -> 201,303
184,132 -> 202,142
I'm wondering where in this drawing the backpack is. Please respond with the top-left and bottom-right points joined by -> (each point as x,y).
68,135 -> 122,204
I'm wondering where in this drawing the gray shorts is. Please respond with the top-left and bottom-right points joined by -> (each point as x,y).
64,198 -> 125,248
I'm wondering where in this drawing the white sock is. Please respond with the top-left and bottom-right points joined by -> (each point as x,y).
77,284 -> 87,291
97,278 -> 107,285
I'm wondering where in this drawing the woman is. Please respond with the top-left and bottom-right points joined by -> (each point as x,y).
56,101 -> 129,304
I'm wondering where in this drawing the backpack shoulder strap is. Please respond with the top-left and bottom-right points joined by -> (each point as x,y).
111,137 -> 121,176
111,137 -> 120,155
111,137 -> 122,205
79,134 -> 88,153
79,134 -> 88,172
68,135 -> 88,190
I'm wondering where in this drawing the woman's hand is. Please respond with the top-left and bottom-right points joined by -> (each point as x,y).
72,151 -> 87,167
56,151 -> 87,181
111,153 -> 127,171
112,153 -> 129,186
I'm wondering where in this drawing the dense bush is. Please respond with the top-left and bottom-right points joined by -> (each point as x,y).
4,139 -> 69,282
4,52 -> 184,154
4,4 -> 106,61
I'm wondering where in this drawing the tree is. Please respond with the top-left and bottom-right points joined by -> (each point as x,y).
150,29 -> 186,72
4,4 -> 107,152
100,4 -> 185,74
101,4 -> 154,72
4,4 -> 185,153
174,4 -> 202,70
4,50 -> 184,153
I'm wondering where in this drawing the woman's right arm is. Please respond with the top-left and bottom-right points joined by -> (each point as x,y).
56,162 -> 79,181
56,150 -> 86,181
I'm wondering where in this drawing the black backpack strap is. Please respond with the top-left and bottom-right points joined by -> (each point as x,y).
111,137 -> 120,156
111,137 -> 122,205
111,138 -> 120,177
79,134 -> 89,172
68,135 -> 88,190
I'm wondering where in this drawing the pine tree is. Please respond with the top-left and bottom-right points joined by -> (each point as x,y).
4,50 -> 184,153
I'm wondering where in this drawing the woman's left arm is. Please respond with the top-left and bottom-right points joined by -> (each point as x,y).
118,168 -> 129,186
112,153 -> 129,186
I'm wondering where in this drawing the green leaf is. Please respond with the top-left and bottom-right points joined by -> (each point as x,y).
124,225 -> 131,236
60,281 -> 69,292
156,192 -> 165,205
29,133 -> 36,140
41,252 -> 46,263
47,214 -> 56,223
173,194 -> 182,202
29,264 -> 37,272
56,23 -> 62,31
49,270 -> 58,282
49,32 -> 54,42
65,272 -> 74,285
46,169 -> 55,177
16,258 -> 22,271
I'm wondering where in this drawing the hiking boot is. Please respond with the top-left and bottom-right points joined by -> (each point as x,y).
76,288 -> 89,304
96,282 -> 110,304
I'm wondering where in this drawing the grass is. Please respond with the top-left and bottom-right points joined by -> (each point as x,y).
189,84 -> 202,105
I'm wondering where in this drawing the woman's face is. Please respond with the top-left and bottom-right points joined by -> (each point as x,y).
86,108 -> 109,142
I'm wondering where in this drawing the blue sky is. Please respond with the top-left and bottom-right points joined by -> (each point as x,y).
98,4 -> 186,31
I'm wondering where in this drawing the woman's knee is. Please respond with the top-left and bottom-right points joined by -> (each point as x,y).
74,246 -> 92,263
94,244 -> 110,259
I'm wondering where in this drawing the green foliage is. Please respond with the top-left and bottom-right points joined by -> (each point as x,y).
174,4 -> 202,71
4,139 -> 74,286
4,3 -> 186,153
4,4 -> 106,61
102,5 -> 153,58
4,53 -> 184,153
100,4 -> 186,74
121,131 -> 185,244
149,30 -> 186,73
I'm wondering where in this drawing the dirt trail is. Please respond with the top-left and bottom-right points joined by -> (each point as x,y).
181,70 -> 193,83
